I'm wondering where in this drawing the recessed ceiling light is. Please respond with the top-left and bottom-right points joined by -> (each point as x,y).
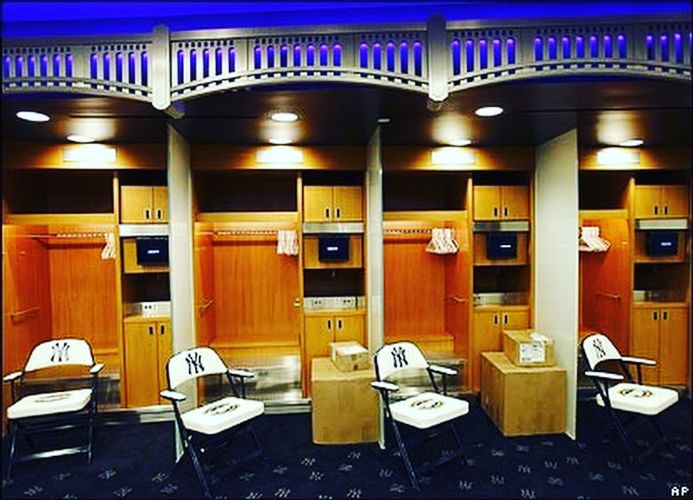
270,111 -> 299,122
449,138 -> 471,146
619,138 -> 644,147
377,118 -> 391,124
269,137 -> 292,145
67,134 -> 95,143
474,106 -> 504,117
16,111 -> 50,122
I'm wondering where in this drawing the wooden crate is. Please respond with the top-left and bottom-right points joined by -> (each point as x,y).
311,358 -> 379,444
480,352 -> 566,436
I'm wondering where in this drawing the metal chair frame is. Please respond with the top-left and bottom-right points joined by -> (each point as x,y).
371,342 -> 467,490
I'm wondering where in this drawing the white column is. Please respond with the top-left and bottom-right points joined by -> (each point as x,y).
427,14 -> 449,102
167,123 -> 196,459
366,126 -> 385,447
534,129 -> 579,439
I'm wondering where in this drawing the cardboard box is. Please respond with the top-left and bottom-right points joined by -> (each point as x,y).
481,352 -> 566,436
330,341 -> 370,372
311,358 -> 379,444
503,329 -> 555,367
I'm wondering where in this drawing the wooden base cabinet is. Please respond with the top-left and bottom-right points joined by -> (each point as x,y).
303,310 -> 365,396
470,306 -> 530,391
124,316 -> 171,407
631,304 -> 688,385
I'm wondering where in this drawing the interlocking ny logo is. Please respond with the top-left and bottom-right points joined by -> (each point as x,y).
390,346 -> 408,368
592,338 -> 607,359
185,351 -> 204,375
51,342 -> 70,363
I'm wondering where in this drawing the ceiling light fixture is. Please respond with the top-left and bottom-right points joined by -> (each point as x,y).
16,111 -> 50,122
474,106 -> 503,117
377,118 -> 391,124
449,138 -> 471,146
619,138 -> 644,147
268,137 -> 292,145
67,134 -> 95,143
270,111 -> 299,122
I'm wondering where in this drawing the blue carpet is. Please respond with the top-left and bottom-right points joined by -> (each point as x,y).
2,398 -> 691,499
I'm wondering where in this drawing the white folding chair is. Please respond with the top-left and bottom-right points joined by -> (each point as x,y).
581,333 -> 679,466
371,341 -> 469,490
160,347 -> 265,499
3,338 -> 103,482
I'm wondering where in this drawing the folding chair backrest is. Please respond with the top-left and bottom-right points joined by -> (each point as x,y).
582,333 -> 622,369
24,338 -> 94,372
167,347 -> 228,389
374,341 -> 429,380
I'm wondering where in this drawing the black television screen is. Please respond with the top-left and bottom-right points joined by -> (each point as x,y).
646,231 -> 678,256
318,236 -> 349,262
486,232 -> 517,259
136,237 -> 169,265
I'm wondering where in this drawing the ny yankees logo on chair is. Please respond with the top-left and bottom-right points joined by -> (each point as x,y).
391,346 -> 409,368
186,351 -> 205,375
51,341 -> 71,363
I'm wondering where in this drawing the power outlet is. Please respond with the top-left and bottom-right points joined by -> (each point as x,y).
141,303 -> 156,315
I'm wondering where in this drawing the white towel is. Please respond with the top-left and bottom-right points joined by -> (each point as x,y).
101,232 -> 116,260
426,228 -> 458,255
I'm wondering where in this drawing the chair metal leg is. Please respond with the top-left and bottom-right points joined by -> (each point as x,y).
448,422 -> 468,466
390,420 -> 420,491
5,421 -> 18,484
187,440 -> 214,500
649,416 -> 675,454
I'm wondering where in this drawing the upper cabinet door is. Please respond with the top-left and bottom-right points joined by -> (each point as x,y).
660,185 -> 689,218
633,186 -> 661,218
473,186 -> 502,220
304,186 -> 334,222
333,186 -> 363,222
501,186 -> 530,220
121,186 -> 153,223
152,186 -> 168,222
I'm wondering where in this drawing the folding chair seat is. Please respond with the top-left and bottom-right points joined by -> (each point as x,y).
371,341 -> 468,490
160,346 -> 265,499
3,338 -> 103,483
581,333 -> 678,467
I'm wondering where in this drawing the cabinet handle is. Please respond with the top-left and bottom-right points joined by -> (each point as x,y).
503,206 -> 508,217
325,207 -> 330,219
144,208 -> 151,220
493,207 -> 498,217
493,315 -> 498,325
504,314 -> 508,324
653,205 -> 658,215
336,207 -> 341,219
337,319 -> 343,329
653,311 -> 658,321
663,205 -> 668,215
663,311 -> 668,321
327,319 -> 332,330
160,324 -> 165,335
156,208 -> 162,219
148,326 -> 154,336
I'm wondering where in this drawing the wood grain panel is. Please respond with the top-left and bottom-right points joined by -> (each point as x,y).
47,224 -> 118,351
384,146 -> 535,171
580,214 -> 631,352
445,217 -> 471,357
2,224 -> 52,373
194,223 -> 216,345
192,145 -> 366,170
384,235 -> 447,340
630,306 -> 660,384
3,141 -> 165,170
659,307 -> 688,385
213,233 -> 300,344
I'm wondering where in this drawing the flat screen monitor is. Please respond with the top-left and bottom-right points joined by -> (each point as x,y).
136,237 -> 169,265
318,236 -> 349,262
646,231 -> 678,256
486,232 -> 517,259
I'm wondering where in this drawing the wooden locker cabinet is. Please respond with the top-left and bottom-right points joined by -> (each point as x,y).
631,304 -> 688,385
303,186 -> 363,222
303,310 -> 365,395
121,185 -> 168,223
124,317 -> 172,407
634,185 -> 689,219
470,306 -> 530,391
473,185 -> 530,221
